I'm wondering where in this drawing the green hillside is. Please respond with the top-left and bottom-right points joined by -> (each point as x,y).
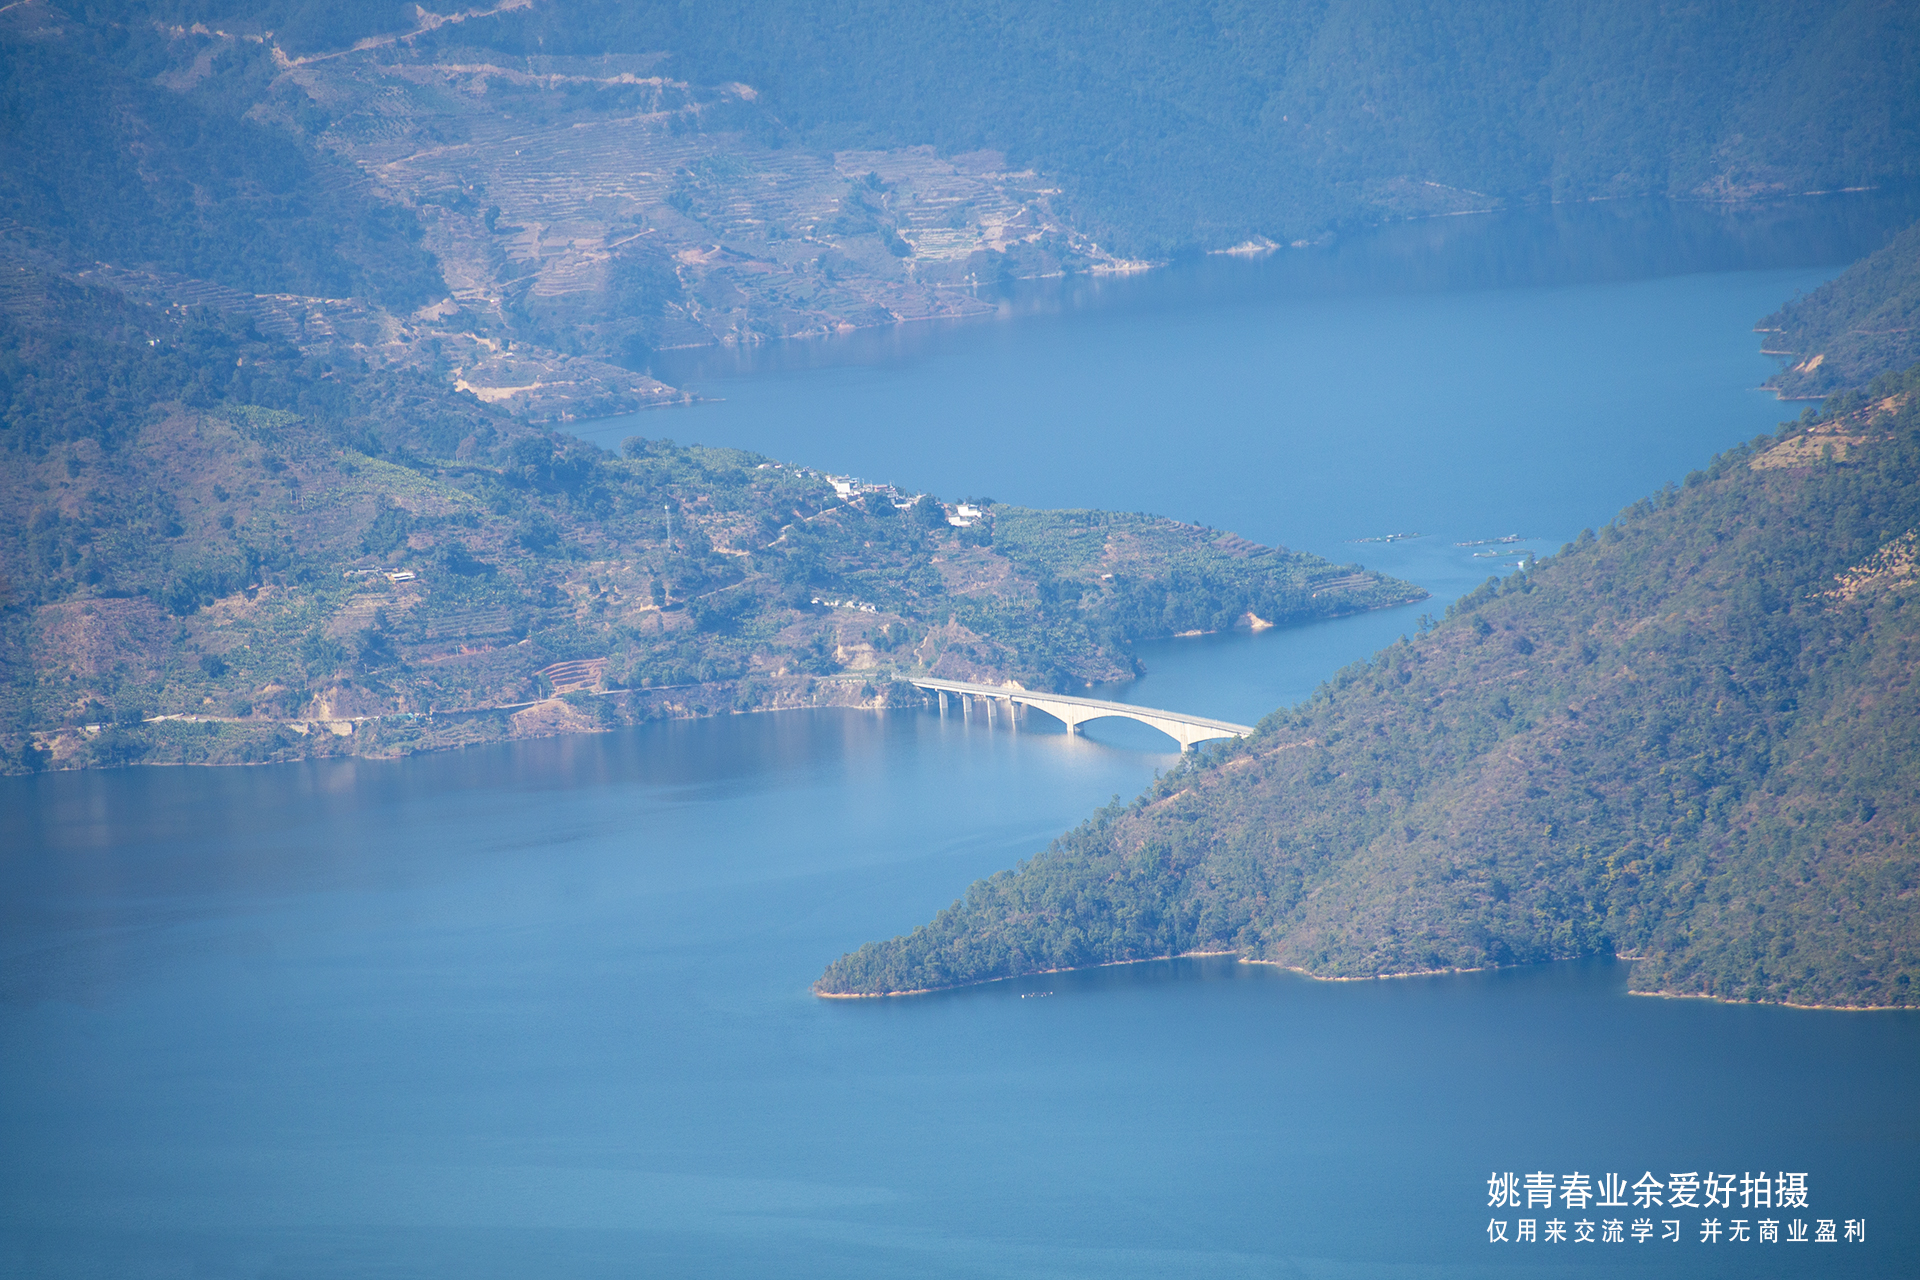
818,371 -> 1920,1007
1761,220 -> 1920,401
0,270 -> 1419,772
0,6 -> 442,306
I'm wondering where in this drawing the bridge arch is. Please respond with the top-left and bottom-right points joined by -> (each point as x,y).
909,678 -> 1253,752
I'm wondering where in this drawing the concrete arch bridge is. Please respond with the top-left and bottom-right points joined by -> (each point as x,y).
908,677 -> 1254,752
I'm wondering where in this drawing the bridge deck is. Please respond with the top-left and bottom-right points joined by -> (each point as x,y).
907,676 -> 1255,746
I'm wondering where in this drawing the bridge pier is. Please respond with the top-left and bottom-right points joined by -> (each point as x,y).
908,677 -> 1252,754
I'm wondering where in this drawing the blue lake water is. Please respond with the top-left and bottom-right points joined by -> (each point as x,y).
5,195 -> 1920,1276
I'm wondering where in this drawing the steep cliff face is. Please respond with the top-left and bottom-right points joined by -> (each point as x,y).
818,378 -> 1920,1007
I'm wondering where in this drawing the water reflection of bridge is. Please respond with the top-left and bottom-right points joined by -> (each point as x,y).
908,677 -> 1255,752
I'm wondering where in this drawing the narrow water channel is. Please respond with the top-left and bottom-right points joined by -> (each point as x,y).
6,194 -> 1918,1278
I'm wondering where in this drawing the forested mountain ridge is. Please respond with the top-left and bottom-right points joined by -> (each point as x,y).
1761,219 -> 1920,401
11,0 -> 1915,434
0,6 -> 444,308
1,0 -> 1131,422
818,373 -> 1920,1007
575,0 -> 1920,254
88,0 -> 1920,257
0,269 -> 1420,774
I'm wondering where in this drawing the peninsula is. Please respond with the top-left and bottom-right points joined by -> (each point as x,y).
817,368 -> 1920,1009
813,215 -> 1920,1011
0,267 -> 1422,773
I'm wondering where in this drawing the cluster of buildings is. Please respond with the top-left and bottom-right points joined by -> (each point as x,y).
824,475 -> 986,527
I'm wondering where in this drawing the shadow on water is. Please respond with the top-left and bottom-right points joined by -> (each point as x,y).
647,190 -> 1920,386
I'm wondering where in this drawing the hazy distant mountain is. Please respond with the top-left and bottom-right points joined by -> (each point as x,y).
559,0 -> 1920,254
2,1 -> 1132,419
10,0 -> 1914,417
86,0 -> 1920,255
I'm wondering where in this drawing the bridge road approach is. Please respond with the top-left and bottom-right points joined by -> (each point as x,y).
907,677 -> 1256,751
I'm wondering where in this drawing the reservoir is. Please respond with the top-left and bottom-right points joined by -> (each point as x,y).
5,195 -> 1918,1277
